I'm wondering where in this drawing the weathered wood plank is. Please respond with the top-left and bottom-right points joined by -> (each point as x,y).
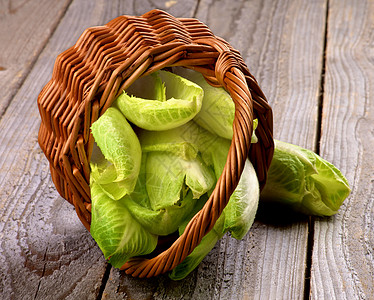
117,0 -> 198,18
0,1 -> 136,299
0,1 -> 200,299
0,0 -> 71,117
195,0 -> 326,299
0,0 -> 335,299
102,0 -> 327,299
311,0 -> 374,299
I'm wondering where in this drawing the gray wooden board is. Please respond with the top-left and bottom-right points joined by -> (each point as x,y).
103,0 -> 327,299
1,0 -> 365,299
0,0 -> 71,117
0,0 -> 198,299
311,0 -> 374,299
0,0 -> 135,299
194,0 -> 327,299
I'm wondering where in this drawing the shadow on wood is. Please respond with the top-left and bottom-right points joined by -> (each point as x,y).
256,201 -> 310,227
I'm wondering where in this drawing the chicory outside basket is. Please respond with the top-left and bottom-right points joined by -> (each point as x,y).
37,9 -> 274,278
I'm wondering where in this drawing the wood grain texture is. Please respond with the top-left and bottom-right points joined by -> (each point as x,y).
118,0 -> 198,17
0,0 -> 71,117
195,0 -> 326,298
101,0 -> 327,299
196,0 -> 326,147
5,0 -> 367,299
311,0 -> 374,299
45,0 -> 329,298
0,1 -> 200,299
0,0 -> 135,299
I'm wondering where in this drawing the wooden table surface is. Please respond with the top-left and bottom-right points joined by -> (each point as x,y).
0,0 -> 373,299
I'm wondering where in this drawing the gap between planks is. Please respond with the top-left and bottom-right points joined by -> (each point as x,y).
304,0 -> 330,299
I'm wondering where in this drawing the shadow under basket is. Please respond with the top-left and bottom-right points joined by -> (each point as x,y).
37,9 -> 274,278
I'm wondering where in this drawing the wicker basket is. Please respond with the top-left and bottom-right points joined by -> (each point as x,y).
37,9 -> 274,278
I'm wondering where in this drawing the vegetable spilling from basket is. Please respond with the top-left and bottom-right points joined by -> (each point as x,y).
89,68 -> 350,280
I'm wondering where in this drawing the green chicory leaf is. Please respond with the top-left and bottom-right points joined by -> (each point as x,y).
222,159 -> 259,239
139,123 -> 217,201
114,70 -> 203,131
123,152 -> 210,236
90,107 -> 141,200
146,151 -> 216,208
173,67 -> 235,139
124,191 -> 199,236
90,182 -> 158,268
169,159 -> 259,280
139,120 -> 227,172
261,140 -> 351,216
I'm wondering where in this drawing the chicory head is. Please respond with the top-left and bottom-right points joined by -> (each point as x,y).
122,153 -> 203,236
261,140 -> 351,216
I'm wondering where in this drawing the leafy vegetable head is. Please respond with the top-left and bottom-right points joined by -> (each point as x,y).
122,153 -> 205,236
261,140 -> 351,216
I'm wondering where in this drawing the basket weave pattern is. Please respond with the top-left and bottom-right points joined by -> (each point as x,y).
37,9 -> 274,277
